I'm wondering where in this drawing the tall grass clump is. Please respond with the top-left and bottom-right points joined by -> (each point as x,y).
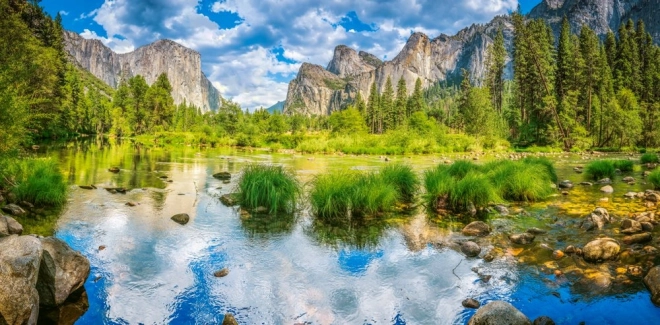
445,160 -> 480,179
641,153 -> 659,164
522,157 -> 558,183
448,172 -> 500,210
613,159 -> 634,172
351,173 -> 399,216
487,160 -> 553,201
648,170 -> 660,190
584,160 -> 616,180
309,171 -> 355,219
8,159 -> 67,206
379,164 -> 419,203
237,164 -> 300,214
423,165 -> 455,207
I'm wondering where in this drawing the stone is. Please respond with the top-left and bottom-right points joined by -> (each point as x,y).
564,245 -> 577,254
171,213 -> 190,225
467,301 -> 531,325
222,313 -> 239,325
600,185 -> 614,193
461,241 -> 481,257
533,316 -> 556,325
623,176 -> 635,183
1,203 -> 26,217
462,221 -> 491,237
36,237 -> 91,307
552,250 -> 565,260
624,192 -> 638,198
38,289 -> 89,325
493,204 -> 509,215
644,266 -> 660,306
526,228 -> 547,235
0,215 -> 23,236
583,238 -> 620,263
254,206 -> 269,214
214,268 -> 229,278
621,219 -> 643,234
0,235 -> 43,325
108,167 -> 120,173
213,172 -> 231,180
462,298 -> 481,309
509,233 -> 535,245
579,182 -> 593,186
641,222 -> 654,232
598,178 -> 612,185
125,202 -> 138,207
220,193 -> 240,207
78,185 -> 95,190
558,180 -> 573,189
645,191 -> 660,202
623,232 -> 652,245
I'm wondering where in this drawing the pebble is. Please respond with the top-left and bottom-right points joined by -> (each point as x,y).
214,268 -> 230,277
462,298 -> 480,309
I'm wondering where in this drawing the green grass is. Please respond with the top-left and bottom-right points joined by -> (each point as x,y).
236,164 -> 300,214
2,158 -> 67,206
613,159 -> 634,172
584,160 -> 616,180
522,157 -> 558,183
379,164 -> 419,203
449,171 -> 500,210
641,153 -> 660,164
487,160 -> 554,201
649,170 -> 660,190
445,160 -> 480,179
351,173 -> 399,216
309,171 -> 355,219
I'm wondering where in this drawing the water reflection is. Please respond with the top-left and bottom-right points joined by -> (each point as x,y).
239,211 -> 297,237
308,215 -> 393,249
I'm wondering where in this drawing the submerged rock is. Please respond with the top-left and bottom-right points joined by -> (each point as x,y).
462,298 -> 481,309
1,203 -> 27,217
581,208 -> 612,231
579,182 -> 593,186
644,266 -> 660,306
108,167 -> 120,173
600,185 -> 614,193
214,268 -> 229,278
645,190 -> 660,202
493,205 -> 509,215
78,185 -> 96,190
623,176 -> 635,183
526,228 -> 547,235
462,221 -> 491,237
467,301 -> 531,325
621,219 -> 643,234
220,193 -> 240,207
0,235 -> 42,325
461,241 -> 481,257
533,316 -> 556,325
622,232 -> 652,245
36,237 -> 91,307
558,180 -> 573,189
583,238 -> 620,263
510,233 -> 535,245
598,178 -> 612,185
222,313 -> 239,325
171,213 -> 190,225
624,192 -> 638,198
213,172 -> 232,180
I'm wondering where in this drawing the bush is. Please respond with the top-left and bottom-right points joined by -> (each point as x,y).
613,159 -> 634,172
379,164 -> 419,203
237,164 -> 300,214
584,160 -> 616,180
649,170 -> 660,190
4,159 -> 67,206
641,153 -> 659,164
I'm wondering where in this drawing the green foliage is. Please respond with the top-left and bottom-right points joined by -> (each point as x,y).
449,172 -> 500,210
641,153 -> 659,164
328,107 -> 367,134
584,160 -> 616,180
522,157 -> 558,182
613,159 -> 634,172
237,164 -> 300,214
309,171 -> 356,220
351,173 -> 399,216
445,160 -> 480,179
486,160 -> 554,201
1,158 -> 67,206
648,170 -> 660,190
323,78 -> 346,90
379,164 -> 419,203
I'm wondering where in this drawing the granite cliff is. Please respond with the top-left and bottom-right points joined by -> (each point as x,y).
64,31 -> 221,113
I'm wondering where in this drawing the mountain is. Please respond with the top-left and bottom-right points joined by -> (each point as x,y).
267,101 -> 285,113
284,0 -> 660,116
63,31 -> 221,113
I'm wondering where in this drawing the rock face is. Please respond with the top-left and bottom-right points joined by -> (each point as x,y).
64,31 -> 221,113
0,235 -> 43,325
467,301 -> 531,325
36,237 -> 91,307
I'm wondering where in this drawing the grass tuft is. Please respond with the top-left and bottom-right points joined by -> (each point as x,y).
5,159 -> 68,206
487,161 -> 553,201
309,171 -> 355,220
522,157 -> 558,183
379,164 -> 419,203
351,173 -> 399,216
649,170 -> 660,190
613,159 -> 634,172
237,164 -> 300,214
448,171 -> 500,209
641,153 -> 660,164
584,160 -> 616,180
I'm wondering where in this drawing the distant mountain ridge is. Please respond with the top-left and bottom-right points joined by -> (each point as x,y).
63,31 -> 222,113
283,0 -> 660,116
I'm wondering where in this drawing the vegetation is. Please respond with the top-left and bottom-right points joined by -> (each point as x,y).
486,160 -> 555,201
379,164 -> 419,203
641,153 -> 660,164
648,170 -> 660,190
0,158 -> 67,206
309,171 -> 356,219
613,159 -> 634,172
584,160 -> 617,180
236,165 -> 300,214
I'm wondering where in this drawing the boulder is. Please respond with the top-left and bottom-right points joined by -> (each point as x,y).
600,185 -> 614,193
462,221 -> 491,237
493,205 -> 509,216
598,178 -> 612,185
558,180 -> 573,189
533,316 -> 556,325
624,192 -> 638,198
461,241 -> 481,257
583,238 -> 620,263
644,266 -> 660,306
37,290 -> 89,325
621,219 -> 643,234
467,301 -> 531,325
581,208 -> 612,231
36,237 -> 90,307
622,232 -> 652,245
622,176 -> 635,183
220,193 -> 240,207
0,235 -> 43,325
641,222 -> 654,232
1,215 -> 23,236
171,213 -> 190,225
222,313 -> 239,325
645,191 -> 660,203
1,203 -> 27,217
462,298 -> 481,309
509,233 -> 535,245
213,172 -> 232,180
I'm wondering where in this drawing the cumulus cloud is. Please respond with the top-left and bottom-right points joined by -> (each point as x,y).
80,0 -> 519,109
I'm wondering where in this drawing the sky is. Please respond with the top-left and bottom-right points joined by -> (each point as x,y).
41,0 -> 542,109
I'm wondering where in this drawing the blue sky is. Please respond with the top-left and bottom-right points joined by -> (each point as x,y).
42,0 -> 542,109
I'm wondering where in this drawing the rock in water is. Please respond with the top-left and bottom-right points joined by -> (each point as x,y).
222,313 -> 239,325
583,238 -> 620,263
0,215 -> 23,237
644,266 -> 660,306
600,185 -> 614,193
581,207 -> 612,231
108,167 -> 120,173
509,233 -> 535,245
36,237 -> 91,307
0,235 -> 43,325
461,241 -> 481,257
462,221 -> 491,237
213,172 -> 231,180
558,180 -> 573,189
1,203 -> 27,217
467,301 -> 531,325
533,316 -> 556,325
623,232 -> 652,245
171,213 -> 190,225
220,194 -> 240,207
462,298 -> 481,309
621,219 -> 643,234
214,268 -> 229,278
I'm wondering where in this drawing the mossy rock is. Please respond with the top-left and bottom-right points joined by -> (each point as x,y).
213,172 -> 232,180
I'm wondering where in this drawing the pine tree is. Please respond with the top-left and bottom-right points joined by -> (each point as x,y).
366,81 -> 380,133
555,17 -> 572,107
604,31 -> 617,70
395,77 -> 408,126
381,77 -> 395,132
354,91 -> 367,116
485,28 -> 507,113
579,25 -> 600,131
407,78 -> 425,116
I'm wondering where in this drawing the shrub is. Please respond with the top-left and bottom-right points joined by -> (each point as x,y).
237,164 -> 300,214
613,159 -> 634,172
379,164 -> 419,203
649,170 -> 660,190
641,153 -> 659,164
8,159 -> 67,206
584,160 -> 616,180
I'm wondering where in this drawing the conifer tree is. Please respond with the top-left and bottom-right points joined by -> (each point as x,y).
395,77 -> 408,126
485,28 -> 507,113
381,77 -> 395,131
366,81 -> 380,133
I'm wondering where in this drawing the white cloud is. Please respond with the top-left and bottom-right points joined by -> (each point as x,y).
80,29 -> 135,53
59,10 -> 69,16
83,0 -> 519,109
